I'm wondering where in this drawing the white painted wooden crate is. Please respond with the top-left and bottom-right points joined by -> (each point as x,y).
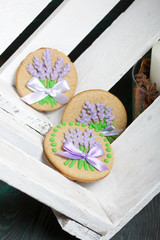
0,0 -> 160,239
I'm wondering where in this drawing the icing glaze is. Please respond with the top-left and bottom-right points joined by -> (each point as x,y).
49,124 -> 111,172
26,49 -> 71,108
77,101 -> 118,142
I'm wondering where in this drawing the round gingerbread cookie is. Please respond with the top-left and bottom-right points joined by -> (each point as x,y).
43,122 -> 114,182
16,48 -> 78,111
62,90 -> 127,143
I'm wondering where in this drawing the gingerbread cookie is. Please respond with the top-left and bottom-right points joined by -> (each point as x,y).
43,122 -> 114,182
62,90 -> 127,143
16,48 -> 78,111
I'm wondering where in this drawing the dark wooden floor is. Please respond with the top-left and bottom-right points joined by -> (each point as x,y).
0,1 -> 160,239
0,181 -> 159,240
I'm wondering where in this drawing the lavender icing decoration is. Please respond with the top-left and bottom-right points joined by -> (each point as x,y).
51,57 -> 64,81
27,64 -> 39,78
57,62 -> 71,82
62,128 -> 100,151
77,101 -> 115,127
42,49 -> 53,79
26,49 -> 71,83
33,56 -> 46,80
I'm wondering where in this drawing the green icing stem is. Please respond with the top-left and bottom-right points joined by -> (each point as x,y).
79,145 -> 83,151
69,159 -> 76,168
84,160 -> 88,171
78,159 -> 83,169
46,78 -> 50,88
107,136 -> 112,144
111,135 -> 116,140
37,78 -> 57,108
88,163 -> 95,171
88,119 -> 107,132
64,159 -> 71,165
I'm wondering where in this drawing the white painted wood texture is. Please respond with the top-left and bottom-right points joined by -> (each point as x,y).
0,0 -> 160,239
0,0 -> 51,54
53,210 -> 102,240
75,0 -> 160,93
56,97 -> 160,240
0,0 -> 119,134
81,97 -> 160,240
0,109 -> 112,233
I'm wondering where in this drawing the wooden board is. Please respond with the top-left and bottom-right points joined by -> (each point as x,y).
0,0 -> 160,239
0,0 -> 51,54
0,110 -> 112,234
75,0 -> 160,93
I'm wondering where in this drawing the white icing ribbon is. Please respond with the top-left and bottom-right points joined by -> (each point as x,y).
21,77 -> 70,105
101,125 -> 123,136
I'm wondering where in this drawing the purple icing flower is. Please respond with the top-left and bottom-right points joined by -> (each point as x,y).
57,62 -> 71,82
77,109 -> 91,125
33,56 -> 46,80
51,57 -> 64,81
77,101 -> 115,128
62,128 -> 99,152
43,48 -> 53,79
27,64 -> 39,78
26,49 -> 71,83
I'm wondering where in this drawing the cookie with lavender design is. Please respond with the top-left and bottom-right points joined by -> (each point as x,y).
43,122 -> 114,182
16,48 -> 78,111
62,90 -> 127,143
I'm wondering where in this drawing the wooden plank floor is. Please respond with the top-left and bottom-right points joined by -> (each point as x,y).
0,180 -> 159,240
0,1 -> 160,239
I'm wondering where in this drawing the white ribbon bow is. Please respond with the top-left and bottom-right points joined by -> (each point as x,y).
101,125 -> 122,136
21,77 -> 70,105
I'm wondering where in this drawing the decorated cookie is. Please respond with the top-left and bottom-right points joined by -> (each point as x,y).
62,90 -> 127,143
43,122 -> 114,182
16,48 -> 78,111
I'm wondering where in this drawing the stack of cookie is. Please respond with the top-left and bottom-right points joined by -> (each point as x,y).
16,48 -> 127,182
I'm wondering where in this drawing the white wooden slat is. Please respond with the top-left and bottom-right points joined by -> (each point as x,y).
0,108 -> 44,160
0,0 -> 159,238
0,135 -> 112,234
0,100 -> 106,237
79,96 -> 160,239
53,210 -> 101,240
75,0 -> 160,93
0,82 -> 53,135
0,0 -> 119,135
58,97 -> 160,240
0,0 -> 51,54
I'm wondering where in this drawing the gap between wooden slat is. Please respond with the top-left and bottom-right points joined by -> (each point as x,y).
69,0 -> 134,62
74,0 -> 160,94
0,0 -> 53,56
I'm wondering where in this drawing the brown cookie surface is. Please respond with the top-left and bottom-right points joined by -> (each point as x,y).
16,48 -> 78,111
62,90 -> 127,140
43,122 -> 114,182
